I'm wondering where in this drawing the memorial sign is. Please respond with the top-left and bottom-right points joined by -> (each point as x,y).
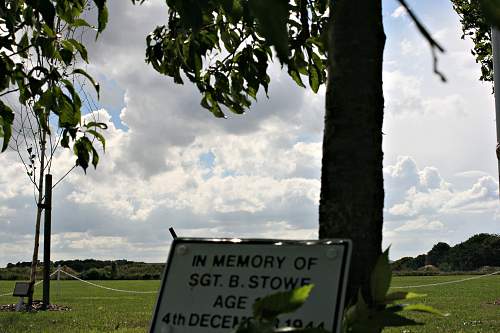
150,238 -> 351,333
12,282 -> 31,297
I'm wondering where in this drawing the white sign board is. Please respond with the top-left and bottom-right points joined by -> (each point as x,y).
150,238 -> 351,333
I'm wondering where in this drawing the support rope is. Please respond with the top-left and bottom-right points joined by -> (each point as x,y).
391,270 -> 500,289
58,270 -> 158,294
0,269 -> 59,297
6,267 -> 497,295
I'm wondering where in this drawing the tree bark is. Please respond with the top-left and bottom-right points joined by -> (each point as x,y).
27,128 -> 47,309
319,0 -> 386,306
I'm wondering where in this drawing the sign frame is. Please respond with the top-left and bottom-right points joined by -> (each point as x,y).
12,282 -> 32,297
150,238 -> 351,333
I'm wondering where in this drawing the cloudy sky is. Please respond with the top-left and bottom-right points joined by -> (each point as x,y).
1,0 -> 499,266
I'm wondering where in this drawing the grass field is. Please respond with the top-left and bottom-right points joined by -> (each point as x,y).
384,275 -> 500,333
0,275 -> 499,332
0,280 -> 160,333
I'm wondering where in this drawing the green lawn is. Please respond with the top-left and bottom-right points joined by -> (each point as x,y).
0,276 -> 499,332
0,280 -> 160,333
384,275 -> 500,333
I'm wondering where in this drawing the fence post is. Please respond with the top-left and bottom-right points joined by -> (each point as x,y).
57,264 -> 61,297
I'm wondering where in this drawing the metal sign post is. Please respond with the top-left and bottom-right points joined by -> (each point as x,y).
150,238 -> 351,333
13,282 -> 32,312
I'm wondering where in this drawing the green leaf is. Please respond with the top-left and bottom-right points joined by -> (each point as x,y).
396,303 -> 449,317
61,40 -> 75,52
37,36 -> 61,60
85,122 -> 108,130
293,50 -> 308,75
74,136 -> 93,172
92,0 -> 108,36
37,88 -> 54,110
0,101 -> 14,152
18,32 -> 29,58
308,63 -> 320,93
221,29 -> 234,53
221,0 -> 244,23
306,37 -> 325,51
16,77 -> 31,104
288,68 -> 306,88
73,68 -> 99,98
34,105 -> 51,135
86,129 -> 106,152
60,47 -> 74,65
67,39 -> 88,62
345,296 -> 422,332
480,0 -> 500,28
203,92 -> 226,118
384,291 -> 427,303
176,0 -> 206,30
56,0 -> 86,23
343,303 -> 382,332
61,79 -> 82,112
34,0 -> 56,28
91,145 -> 99,168
253,284 -> 314,320
370,248 -> 392,303
72,18 -> 92,28
57,99 -> 79,127
314,0 -> 328,15
311,55 -> 326,88
61,130 -> 70,148
42,23 -> 56,38
248,0 -> 289,63
56,82 -> 81,128
28,77 -> 45,96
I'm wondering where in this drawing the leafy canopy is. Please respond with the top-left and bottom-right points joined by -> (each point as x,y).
234,284 -> 329,333
452,0 -> 493,82
451,0 -> 500,84
0,0 -> 109,172
136,0 -> 329,118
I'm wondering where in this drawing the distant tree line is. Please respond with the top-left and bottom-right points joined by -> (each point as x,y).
392,233 -> 500,273
2,234 -> 499,280
1,259 -> 164,280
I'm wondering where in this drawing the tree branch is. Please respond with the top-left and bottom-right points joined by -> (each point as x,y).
397,0 -> 447,82
0,88 -> 20,97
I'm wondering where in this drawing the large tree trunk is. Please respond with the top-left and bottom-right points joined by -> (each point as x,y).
319,0 -> 386,306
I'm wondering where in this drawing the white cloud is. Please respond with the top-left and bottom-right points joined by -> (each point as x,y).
400,38 -> 415,55
2,0 -> 500,266
382,155 -> 500,258
384,156 -> 499,218
394,217 -> 445,232
383,70 -> 423,115
454,170 -> 491,179
391,6 -> 407,18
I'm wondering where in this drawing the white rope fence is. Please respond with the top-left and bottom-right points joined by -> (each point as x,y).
391,270 -> 500,289
3,267 -> 499,296
1,268 -> 158,297
58,270 -> 158,294
0,270 -> 60,297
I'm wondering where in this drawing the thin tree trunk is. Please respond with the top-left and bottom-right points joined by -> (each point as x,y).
319,0 -> 386,307
27,128 -> 47,309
